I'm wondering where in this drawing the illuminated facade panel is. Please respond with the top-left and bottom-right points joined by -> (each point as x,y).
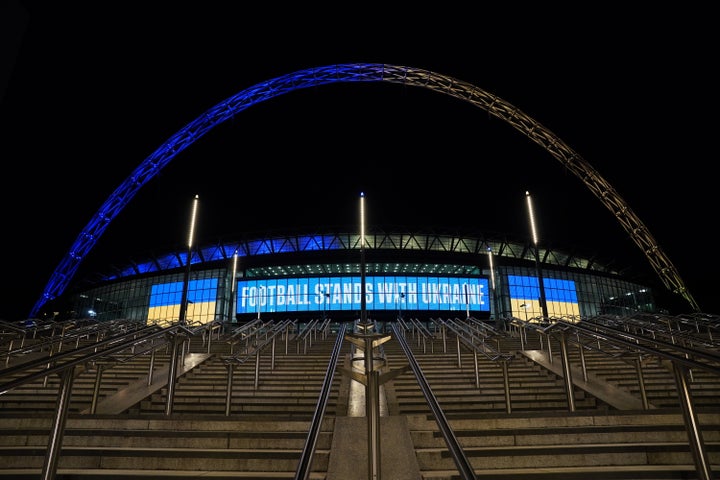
508,274 -> 580,320
148,278 -> 218,325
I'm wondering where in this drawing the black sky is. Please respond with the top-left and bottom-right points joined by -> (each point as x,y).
1,3 -> 716,320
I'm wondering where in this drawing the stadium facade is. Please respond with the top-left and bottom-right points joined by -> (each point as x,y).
29,64 -> 695,322
59,229 -> 658,325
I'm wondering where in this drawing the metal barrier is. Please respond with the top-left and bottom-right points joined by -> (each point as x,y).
391,322 -> 478,480
512,316 -> 720,480
0,322 -> 186,480
433,317 -> 515,413
221,319 -> 296,415
294,322 -> 347,480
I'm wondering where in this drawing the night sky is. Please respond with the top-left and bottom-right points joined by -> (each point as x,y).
1,3 -> 716,320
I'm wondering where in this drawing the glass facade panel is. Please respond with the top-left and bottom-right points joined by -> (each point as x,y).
65,228 -> 656,325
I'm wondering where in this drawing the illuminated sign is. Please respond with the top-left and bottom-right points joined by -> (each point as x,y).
236,275 -> 489,314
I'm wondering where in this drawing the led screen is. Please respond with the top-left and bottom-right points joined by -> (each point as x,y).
236,275 -> 489,314
148,278 -> 218,323
508,274 -> 580,319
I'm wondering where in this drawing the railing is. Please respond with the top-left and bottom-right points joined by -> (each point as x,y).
1,317 -> 149,368
3,314 -> 718,480
294,322 -> 347,480
86,335 -> 173,414
589,312 -> 720,351
428,314 -> 720,479
197,319 -> 224,353
517,317 -> 720,480
221,318 -> 296,415
432,317 -> 515,413
398,317 -> 435,353
391,322 -> 478,480
0,322 -> 196,480
224,318 -> 266,354
295,319 -> 320,354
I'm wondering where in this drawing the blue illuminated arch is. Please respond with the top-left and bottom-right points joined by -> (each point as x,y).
29,63 -> 698,317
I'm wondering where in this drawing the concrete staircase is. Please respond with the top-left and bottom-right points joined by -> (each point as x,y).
0,414 -> 333,479
0,319 -> 718,479
408,409 -> 720,479
133,351 -> 346,416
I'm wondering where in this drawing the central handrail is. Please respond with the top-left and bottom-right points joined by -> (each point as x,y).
391,322 -> 477,480
294,322 -> 347,480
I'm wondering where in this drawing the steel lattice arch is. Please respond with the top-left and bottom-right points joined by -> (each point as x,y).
29,63 -> 699,318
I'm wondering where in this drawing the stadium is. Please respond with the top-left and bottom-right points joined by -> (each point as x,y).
3,63 -> 718,479
55,220 -> 660,327
28,64 -> 697,326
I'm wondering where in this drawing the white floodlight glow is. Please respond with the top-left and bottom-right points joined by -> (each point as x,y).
231,251 -> 238,294
359,192 -> 365,248
525,190 -> 539,246
187,194 -> 199,248
487,247 -> 496,290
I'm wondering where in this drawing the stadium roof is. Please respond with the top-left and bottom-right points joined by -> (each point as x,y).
75,229 -> 632,290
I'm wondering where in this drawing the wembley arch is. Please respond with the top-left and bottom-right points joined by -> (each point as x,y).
29,63 -> 699,318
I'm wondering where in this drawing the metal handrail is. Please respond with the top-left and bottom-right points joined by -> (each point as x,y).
294,322 -> 347,480
408,317 -> 435,353
222,319 -> 295,413
224,318 -> 266,354
0,322 -> 195,480
438,318 -> 513,363
1,318 -> 149,369
546,320 -> 720,374
590,313 -> 720,351
0,324 -> 168,392
391,323 -> 477,480
223,319 -> 294,365
537,319 -> 717,480
295,319 -> 320,354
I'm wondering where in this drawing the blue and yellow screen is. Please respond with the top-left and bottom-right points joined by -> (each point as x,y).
149,278 -> 218,323
508,274 -> 580,319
